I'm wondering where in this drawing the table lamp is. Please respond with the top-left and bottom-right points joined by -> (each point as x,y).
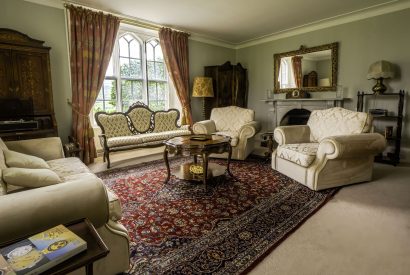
367,60 -> 394,94
192,77 -> 214,119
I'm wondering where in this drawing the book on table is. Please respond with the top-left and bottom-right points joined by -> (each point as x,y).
0,224 -> 87,275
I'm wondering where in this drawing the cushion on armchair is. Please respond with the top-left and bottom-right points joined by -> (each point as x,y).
307,107 -> 372,142
276,143 -> 319,167
211,106 -> 254,132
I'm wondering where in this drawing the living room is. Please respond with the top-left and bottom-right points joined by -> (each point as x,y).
0,0 -> 409,274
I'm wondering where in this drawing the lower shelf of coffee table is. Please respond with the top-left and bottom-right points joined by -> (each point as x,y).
172,162 -> 226,181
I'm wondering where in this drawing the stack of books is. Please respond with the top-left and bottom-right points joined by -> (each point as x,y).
0,225 -> 86,275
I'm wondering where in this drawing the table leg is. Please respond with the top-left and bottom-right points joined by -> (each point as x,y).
163,147 -> 170,183
202,153 -> 209,191
226,144 -> 233,177
85,263 -> 93,275
194,154 -> 198,164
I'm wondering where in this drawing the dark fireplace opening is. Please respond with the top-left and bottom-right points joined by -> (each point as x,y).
280,108 -> 311,126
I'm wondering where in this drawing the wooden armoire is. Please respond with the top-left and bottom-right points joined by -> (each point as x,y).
204,61 -> 248,117
0,28 -> 57,141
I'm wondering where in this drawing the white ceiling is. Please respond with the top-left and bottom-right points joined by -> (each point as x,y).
65,0 -> 406,45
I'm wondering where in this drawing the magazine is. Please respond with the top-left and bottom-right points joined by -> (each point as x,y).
0,225 -> 87,275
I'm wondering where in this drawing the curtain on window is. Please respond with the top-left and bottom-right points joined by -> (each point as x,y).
159,28 -> 193,126
67,5 -> 120,164
291,56 -> 303,88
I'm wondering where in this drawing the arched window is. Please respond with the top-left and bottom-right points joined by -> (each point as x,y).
93,28 -> 170,116
146,39 -> 167,110
119,34 -> 143,110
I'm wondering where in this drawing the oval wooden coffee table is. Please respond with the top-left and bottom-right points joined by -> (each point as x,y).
163,134 -> 233,190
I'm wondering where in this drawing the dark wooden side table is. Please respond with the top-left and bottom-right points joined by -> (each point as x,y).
260,132 -> 275,158
0,219 -> 109,275
63,136 -> 83,158
163,135 -> 233,190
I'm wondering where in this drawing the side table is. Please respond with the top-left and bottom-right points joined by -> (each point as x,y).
260,132 -> 275,158
63,136 -> 83,158
0,218 -> 109,275
163,135 -> 233,190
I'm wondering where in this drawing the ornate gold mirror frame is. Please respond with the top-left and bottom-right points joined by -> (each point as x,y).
273,42 -> 338,93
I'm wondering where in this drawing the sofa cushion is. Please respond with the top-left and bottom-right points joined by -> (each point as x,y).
107,135 -> 146,148
153,110 -> 180,132
277,143 -> 319,167
2,167 -> 62,188
47,157 -> 91,178
211,106 -> 254,132
128,107 -> 152,133
307,107 -> 372,142
4,150 -> 49,169
97,113 -> 133,138
214,131 -> 239,146
142,129 -> 192,143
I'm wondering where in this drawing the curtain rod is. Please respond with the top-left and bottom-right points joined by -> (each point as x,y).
63,1 -> 190,34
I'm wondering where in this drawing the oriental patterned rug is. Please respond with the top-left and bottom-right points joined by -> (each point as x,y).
97,157 -> 337,274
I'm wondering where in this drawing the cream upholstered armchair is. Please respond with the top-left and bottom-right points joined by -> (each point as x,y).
272,107 -> 386,191
193,106 -> 261,160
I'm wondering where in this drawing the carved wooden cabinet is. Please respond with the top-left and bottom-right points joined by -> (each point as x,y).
204,61 -> 248,117
0,28 -> 57,140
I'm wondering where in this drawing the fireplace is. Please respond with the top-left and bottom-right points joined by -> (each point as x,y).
280,108 -> 311,125
265,98 -> 344,129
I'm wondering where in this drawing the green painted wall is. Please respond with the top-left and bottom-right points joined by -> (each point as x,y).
0,0 -> 72,142
237,9 -> 410,160
189,40 -> 236,122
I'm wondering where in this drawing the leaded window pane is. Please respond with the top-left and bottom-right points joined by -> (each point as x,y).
129,40 -> 140,58
121,80 -> 143,110
155,44 -> 163,61
119,37 -> 129,58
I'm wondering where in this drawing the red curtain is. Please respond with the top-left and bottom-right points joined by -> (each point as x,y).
291,56 -> 303,88
67,5 -> 120,164
159,28 -> 193,126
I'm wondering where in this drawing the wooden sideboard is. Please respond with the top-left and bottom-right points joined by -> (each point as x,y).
0,28 -> 57,141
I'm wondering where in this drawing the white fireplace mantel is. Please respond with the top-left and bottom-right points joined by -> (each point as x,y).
262,98 -> 346,128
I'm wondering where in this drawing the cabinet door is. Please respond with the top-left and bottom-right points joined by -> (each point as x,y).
0,49 -> 14,98
12,51 -> 52,114
233,65 -> 247,108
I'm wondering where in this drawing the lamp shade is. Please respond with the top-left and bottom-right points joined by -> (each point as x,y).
192,77 -> 214,97
367,60 -> 395,79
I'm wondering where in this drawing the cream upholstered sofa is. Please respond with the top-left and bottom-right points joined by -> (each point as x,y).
272,107 -> 386,190
0,137 -> 129,274
193,106 -> 261,160
95,102 -> 191,168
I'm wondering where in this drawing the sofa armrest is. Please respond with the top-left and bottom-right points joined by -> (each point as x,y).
0,176 -> 109,243
5,137 -> 65,160
274,125 -> 311,145
98,134 -> 109,149
238,121 -> 261,140
317,133 -> 386,160
192,120 -> 216,134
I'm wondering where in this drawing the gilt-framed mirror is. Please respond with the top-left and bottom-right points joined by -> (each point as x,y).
273,42 -> 338,93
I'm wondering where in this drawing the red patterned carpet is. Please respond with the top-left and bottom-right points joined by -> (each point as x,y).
97,157 -> 337,274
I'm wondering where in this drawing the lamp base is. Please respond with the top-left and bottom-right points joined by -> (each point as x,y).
202,97 -> 212,120
372,78 -> 387,94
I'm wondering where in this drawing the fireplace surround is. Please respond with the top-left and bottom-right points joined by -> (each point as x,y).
264,98 -> 344,128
